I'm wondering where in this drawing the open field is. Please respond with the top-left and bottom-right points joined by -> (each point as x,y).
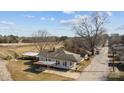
0,42 -> 63,59
0,45 -> 38,60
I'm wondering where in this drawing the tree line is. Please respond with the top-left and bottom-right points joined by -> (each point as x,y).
0,34 -> 69,43
0,35 -> 19,43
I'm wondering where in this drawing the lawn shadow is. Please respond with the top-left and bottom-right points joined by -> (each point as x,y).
23,64 -> 46,74
49,67 -> 69,72
117,64 -> 124,71
24,68 -> 42,74
24,61 -> 33,65
109,63 -> 124,71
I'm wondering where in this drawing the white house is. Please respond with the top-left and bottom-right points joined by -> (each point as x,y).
35,49 -> 84,69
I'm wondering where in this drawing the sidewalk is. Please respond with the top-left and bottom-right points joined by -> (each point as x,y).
0,60 -> 12,81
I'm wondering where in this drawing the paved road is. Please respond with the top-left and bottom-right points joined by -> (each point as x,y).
77,46 -> 110,81
0,60 -> 12,81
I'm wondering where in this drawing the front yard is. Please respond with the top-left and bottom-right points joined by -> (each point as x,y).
0,45 -> 73,81
6,59 -> 73,81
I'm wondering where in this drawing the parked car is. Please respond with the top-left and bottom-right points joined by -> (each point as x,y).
96,50 -> 100,55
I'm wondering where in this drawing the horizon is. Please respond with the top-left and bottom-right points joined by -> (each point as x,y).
0,11 -> 123,37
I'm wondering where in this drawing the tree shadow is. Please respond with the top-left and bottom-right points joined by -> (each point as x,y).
24,68 -> 41,74
23,64 -> 46,74
117,64 -> 124,71
24,61 -> 33,65
109,63 -> 124,71
49,67 -> 69,72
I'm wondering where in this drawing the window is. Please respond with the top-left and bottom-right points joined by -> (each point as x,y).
48,59 -> 51,61
70,62 -> 72,66
56,60 -> 60,65
65,62 -> 67,66
40,58 -> 43,61
46,58 -> 47,61
63,61 -> 67,66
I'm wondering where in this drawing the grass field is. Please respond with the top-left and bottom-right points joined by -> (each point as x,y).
0,45 -> 38,59
0,45 -> 73,81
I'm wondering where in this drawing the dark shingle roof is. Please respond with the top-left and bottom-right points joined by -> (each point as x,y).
38,49 -> 83,62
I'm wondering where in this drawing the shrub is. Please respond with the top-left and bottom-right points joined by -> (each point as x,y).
7,50 -> 20,59
4,55 -> 12,60
13,52 -> 19,59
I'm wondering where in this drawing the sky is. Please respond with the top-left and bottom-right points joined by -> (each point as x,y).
0,11 -> 124,37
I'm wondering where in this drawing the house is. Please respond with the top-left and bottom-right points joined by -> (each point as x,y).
112,43 -> 124,50
114,50 -> 124,61
35,49 -> 84,69
108,44 -> 124,63
76,48 -> 91,60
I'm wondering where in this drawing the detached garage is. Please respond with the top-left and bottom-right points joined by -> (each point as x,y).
22,52 -> 39,61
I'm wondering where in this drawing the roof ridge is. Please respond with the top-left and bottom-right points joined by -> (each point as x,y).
63,50 -> 82,62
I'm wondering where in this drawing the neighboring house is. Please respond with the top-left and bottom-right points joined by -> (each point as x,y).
109,44 -> 124,63
76,48 -> 91,60
115,50 -> 124,61
112,43 -> 124,50
35,49 -> 84,69
112,44 -> 124,61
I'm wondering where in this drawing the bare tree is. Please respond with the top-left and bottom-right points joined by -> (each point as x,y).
73,12 -> 109,55
32,30 -> 50,52
64,37 -> 86,53
109,34 -> 121,45
99,34 -> 109,47
32,30 -> 60,52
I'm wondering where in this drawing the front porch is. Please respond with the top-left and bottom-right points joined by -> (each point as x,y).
33,61 -> 80,79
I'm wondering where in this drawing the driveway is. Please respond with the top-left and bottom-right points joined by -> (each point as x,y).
0,60 -> 12,81
77,46 -> 110,81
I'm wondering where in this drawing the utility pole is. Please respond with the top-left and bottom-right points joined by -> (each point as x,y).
112,51 -> 115,72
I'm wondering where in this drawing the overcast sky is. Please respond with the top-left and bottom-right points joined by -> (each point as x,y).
0,11 -> 123,36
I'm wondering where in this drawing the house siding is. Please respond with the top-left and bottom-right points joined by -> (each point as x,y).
39,56 -> 76,69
